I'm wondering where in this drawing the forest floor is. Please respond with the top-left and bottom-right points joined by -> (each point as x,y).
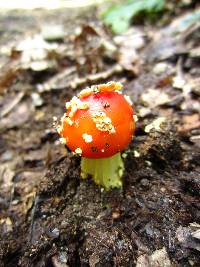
0,3 -> 200,267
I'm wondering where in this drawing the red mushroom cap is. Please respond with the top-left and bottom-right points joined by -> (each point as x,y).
59,83 -> 135,158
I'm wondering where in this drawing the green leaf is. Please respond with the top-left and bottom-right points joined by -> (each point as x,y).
102,0 -> 165,34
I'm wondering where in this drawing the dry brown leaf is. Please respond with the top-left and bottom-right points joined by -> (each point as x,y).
178,114 -> 200,133
141,89 -> 171,108
136,247 -> 172,267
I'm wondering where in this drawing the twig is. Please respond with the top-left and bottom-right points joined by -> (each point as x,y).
29,194 -> 39,243
39,64 -> 123,91
0,92 -> 24,118
69,64 -> 123,89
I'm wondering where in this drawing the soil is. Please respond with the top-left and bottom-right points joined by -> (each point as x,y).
0,4 -> 200,267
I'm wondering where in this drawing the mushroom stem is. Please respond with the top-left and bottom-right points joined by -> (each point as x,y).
81,153 -> 124,189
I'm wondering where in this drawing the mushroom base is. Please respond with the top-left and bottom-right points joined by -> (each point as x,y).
81,153 -> 124,190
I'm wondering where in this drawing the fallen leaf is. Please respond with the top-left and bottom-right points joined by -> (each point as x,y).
145,117 -> 166,133
178,114 -> 200,133
41,24 -> 65,41
172,75 -> 185,89
151,247 -> 172,267
16,34 -> 58,52
0,217 -> 13,233
0,101 -> 33,130
192,230 -> 200,240
0,92 -> 24,118
136,247 -> 172,267
0,164 -> 14,192
176,225 -> 200,251
136,254 -> 151,267
141,89 -> 171,108
153,62 -> 170,75
184,77 -> 200,96
190,223 -> 200,240
180,98 -> 200,113
114,28 -> 144,73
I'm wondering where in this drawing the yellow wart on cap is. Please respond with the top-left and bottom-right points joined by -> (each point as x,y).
82,133 -> 93,143
92,111 -> 115,134
59,137 -> 67,144
75,147 -> 82,155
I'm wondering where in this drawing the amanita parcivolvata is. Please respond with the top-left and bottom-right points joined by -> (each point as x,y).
57,81 -> 135,189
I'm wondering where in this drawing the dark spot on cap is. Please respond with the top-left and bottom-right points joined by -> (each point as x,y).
103,102 -> 110,108
91,146 -> 99,152
105,143 -> 110,148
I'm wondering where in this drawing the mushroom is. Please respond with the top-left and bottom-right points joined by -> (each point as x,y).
57,81 -> 135,189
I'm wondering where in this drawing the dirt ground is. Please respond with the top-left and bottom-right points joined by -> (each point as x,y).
0,3 -> 200,267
